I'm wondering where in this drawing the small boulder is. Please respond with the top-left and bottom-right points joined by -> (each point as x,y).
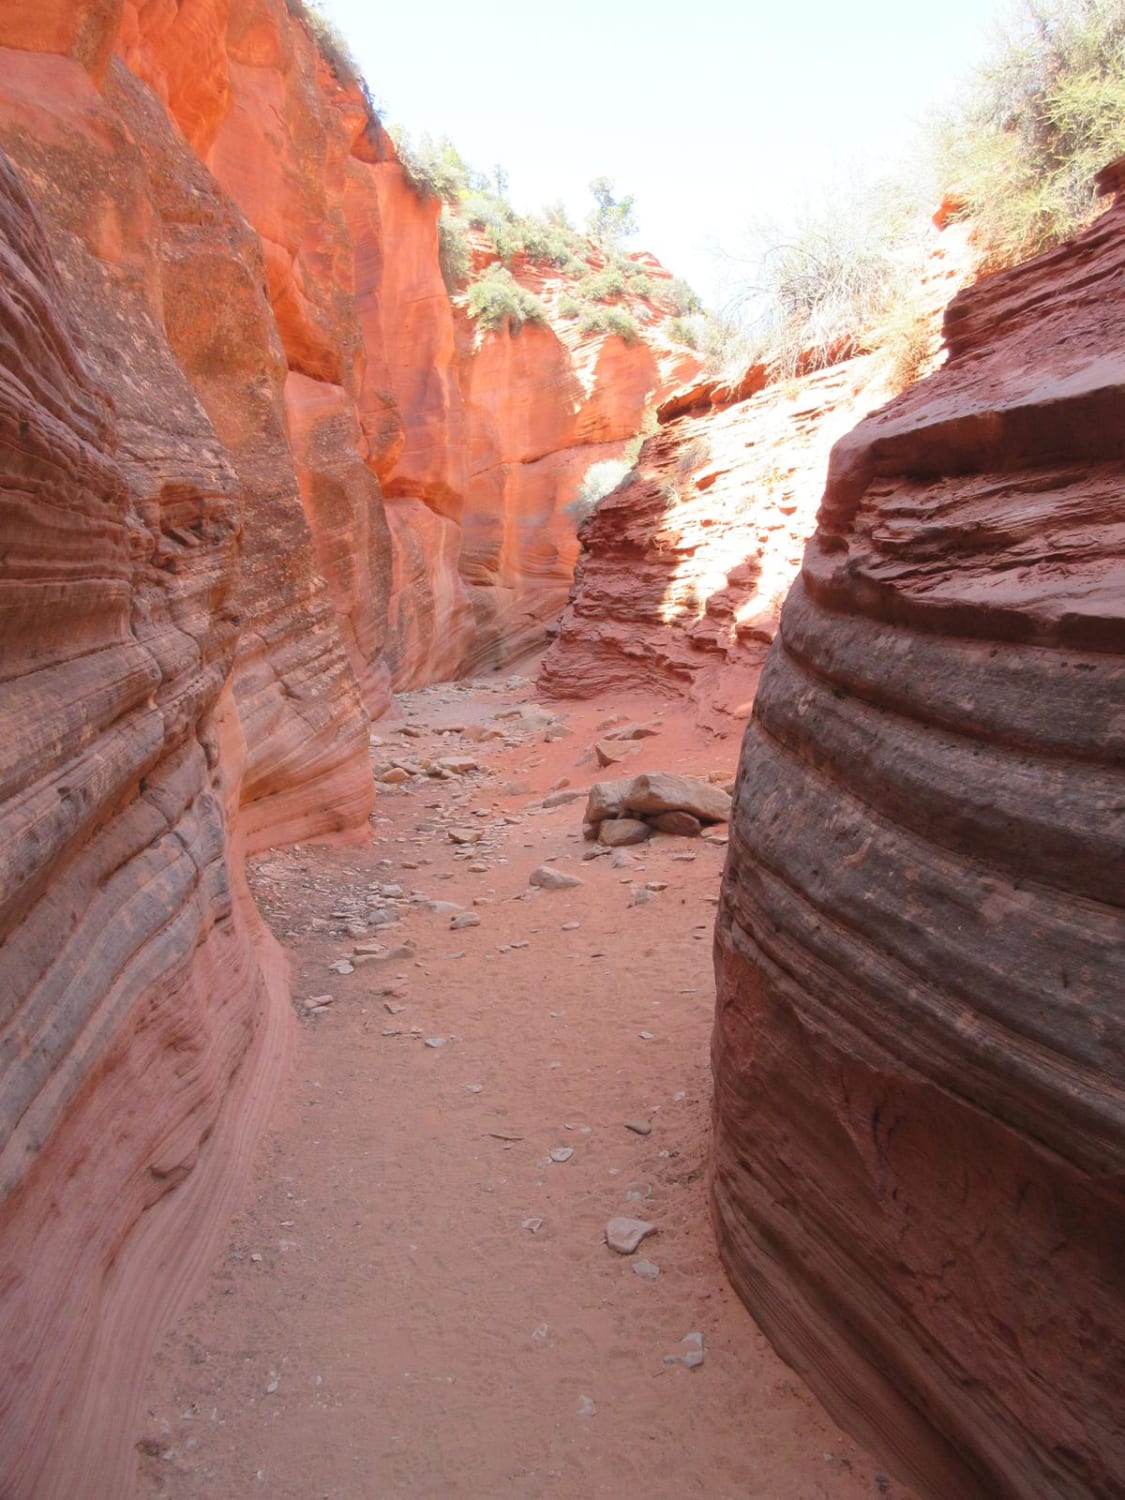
594,740 -> 627,768
649,810 -> 703,837
597,817 -> 651,848
448,828 -> 483,845
529,866 -> 583,891
585,772 -> 732,828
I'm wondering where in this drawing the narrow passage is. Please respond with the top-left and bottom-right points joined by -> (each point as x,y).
136,671 -> 912,1500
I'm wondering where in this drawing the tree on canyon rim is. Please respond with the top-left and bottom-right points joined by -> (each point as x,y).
587,177 -> 639,246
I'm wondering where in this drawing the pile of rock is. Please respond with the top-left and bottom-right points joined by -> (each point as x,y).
583,773 -> 732,846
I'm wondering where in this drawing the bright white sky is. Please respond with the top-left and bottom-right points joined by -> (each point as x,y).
320,0 -> 1007,309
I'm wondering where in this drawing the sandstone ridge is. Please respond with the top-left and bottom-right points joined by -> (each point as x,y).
712,164 -> 1125,1500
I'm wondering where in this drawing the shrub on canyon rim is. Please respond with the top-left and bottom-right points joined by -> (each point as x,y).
466,265 -> 549,333
936,0 -> 1125,268
564,459 -> 634,525
438,210 -> 472,293
577,306 -> 642,343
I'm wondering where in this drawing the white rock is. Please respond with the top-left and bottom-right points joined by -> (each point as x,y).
632,1260 -> 660,1280
549,1147 -> 574,1163
450,911 -> 481,930
605,1217 -> 656,1254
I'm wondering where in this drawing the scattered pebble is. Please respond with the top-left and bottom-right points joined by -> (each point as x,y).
522,1217 -> 545,1234
424,1037 -> 447,1049
549,1147 -> 574,1164
632,1260 -> 660,1280
328,959 -> 354,975
450,911 -> 481,930
577,1395 -> 596,1419
639,1030 -> 655,1041
664,1332 -> 705,1370
606,1217 -> 656,1255
624,1120 -> 652,1136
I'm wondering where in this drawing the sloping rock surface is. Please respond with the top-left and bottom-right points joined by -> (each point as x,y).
712,164 -> 1125,1500
539,225 -> 972,720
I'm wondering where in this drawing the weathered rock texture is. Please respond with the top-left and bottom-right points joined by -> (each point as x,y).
0,105 -> 293,1500
540,226 -> 971,720
0,5 -> 695,1494
712,164 -> 1125,1500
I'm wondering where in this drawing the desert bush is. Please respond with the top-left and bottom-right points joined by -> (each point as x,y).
666,276 -> 703,315
577,306 -> 641,343
564,458 -> 634,525
666,315 -> 706,350
935,0 -> 1125,268
438,209 -> 472,293
391,130 -> 469,202
577,263 -> 629,303
719,178 -> 929,378
466,264 -> 548,333
556,293 -> 581,319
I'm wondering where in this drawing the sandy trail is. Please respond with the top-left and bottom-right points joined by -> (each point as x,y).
135,671 -> 911,1500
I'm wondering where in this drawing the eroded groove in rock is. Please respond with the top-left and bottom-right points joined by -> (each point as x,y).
712,165 -> 1125,1500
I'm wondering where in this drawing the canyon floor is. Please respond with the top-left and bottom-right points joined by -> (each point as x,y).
134,668 -> 913,1500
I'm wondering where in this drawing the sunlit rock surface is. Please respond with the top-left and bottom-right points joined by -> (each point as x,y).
712,163 -> 1125,1500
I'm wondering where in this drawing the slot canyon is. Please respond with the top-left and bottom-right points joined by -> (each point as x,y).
0,3 -> 1122,1498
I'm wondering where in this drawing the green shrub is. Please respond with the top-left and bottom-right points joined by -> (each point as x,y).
577,306 -> 641,343
564,458 -> 634,525
391,129 -> 469,202
935,0 -> 1125,268
557,293 -> 581,319
666,315 -> 705,350
466,264 -> 548,333
577,264 -> 629,303
667,276 -> 703,315
438,209 -> 472,293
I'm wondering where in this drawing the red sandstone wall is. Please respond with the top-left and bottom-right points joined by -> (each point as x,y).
711,164 -> 1125,1500
0,7 -> 694,1494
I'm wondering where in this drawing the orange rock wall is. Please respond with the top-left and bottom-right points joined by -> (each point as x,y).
0,5 -> 694,1494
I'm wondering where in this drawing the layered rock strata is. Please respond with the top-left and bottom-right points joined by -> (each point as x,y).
0,130 -> 292,1499
0,4 -> 695,1494
712,164 -> 1125,1500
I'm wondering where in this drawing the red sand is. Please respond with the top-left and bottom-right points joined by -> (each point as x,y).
134,670 -> 913,1500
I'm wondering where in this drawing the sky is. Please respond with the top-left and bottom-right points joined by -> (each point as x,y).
319,0 -> 1009,309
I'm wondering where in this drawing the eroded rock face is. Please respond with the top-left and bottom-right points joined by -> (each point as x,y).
712,165 -> 1125,1500
0,6 -> 695,1492
0,136 -> 292,1499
